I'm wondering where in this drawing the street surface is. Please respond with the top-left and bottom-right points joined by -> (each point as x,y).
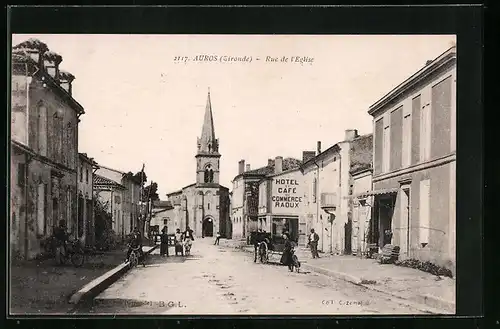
79,239 -> 429,315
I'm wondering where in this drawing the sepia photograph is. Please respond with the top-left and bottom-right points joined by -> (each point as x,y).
9,33 -> 457,316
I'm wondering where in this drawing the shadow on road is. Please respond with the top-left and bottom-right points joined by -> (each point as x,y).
145,254 -> 204,265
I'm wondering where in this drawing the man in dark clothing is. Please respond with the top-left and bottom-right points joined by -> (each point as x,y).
54,220 -> 70,256
308,229 -> 320,259
125,227 -> 144,262
160,226 -> 169,257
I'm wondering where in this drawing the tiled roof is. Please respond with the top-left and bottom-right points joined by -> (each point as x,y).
93,174 -> 126,189
233,157 -> 302,181
153,200 -> 173,208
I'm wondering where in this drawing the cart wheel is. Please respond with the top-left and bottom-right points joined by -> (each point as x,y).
260,243 -> 269,264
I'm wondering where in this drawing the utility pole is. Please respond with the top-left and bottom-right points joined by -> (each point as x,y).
139,163 -> 145,237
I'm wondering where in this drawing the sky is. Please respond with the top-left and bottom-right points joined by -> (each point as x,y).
12,34 -> 456,198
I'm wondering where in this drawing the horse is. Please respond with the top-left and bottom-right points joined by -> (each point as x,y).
250,231 -> 270,263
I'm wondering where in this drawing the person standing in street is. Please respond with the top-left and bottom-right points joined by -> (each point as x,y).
160,226 -> 169,257
174,228 -> 184,256
308,229 -> 320,259
280,232 -> 294,272
214,232 -> 221,245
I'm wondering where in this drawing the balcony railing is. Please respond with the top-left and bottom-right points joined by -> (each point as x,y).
320,192 -> 338,209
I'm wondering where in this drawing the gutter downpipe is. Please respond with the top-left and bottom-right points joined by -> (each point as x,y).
91,166 -> 98,246
312,158 -> 321,252
24,71 -> 34,260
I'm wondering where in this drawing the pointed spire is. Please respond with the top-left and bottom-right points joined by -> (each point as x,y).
199,89 -> 217,153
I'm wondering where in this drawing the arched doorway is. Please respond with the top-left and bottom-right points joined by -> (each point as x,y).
202,217 -> 214,237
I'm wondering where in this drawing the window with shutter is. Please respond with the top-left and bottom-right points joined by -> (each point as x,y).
383,125 -> 390,172
402,113 -> 412,167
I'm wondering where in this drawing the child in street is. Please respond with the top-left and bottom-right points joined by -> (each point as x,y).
214,232 -> 221,245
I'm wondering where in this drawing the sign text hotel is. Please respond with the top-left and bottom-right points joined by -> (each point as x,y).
272,178 -> 303,208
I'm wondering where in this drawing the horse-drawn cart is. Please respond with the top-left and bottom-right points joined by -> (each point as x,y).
250,232 -> 301,272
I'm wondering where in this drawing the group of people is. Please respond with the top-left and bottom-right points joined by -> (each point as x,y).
158,226 -> 195,257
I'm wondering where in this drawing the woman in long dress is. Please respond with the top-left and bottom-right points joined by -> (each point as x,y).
280,232 -> 294,272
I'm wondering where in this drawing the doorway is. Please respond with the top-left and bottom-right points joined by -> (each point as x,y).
378,196 -> 396,247
344,212 -> 353,254
53,198 -> 59,228
401,187 -> 411,257
202,217 -> 214,237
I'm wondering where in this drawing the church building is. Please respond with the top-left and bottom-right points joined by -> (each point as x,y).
166,91 -> 230,238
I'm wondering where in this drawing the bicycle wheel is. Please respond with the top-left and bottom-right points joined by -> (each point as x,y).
71,251 -> 85,267
129,251 -> 138,267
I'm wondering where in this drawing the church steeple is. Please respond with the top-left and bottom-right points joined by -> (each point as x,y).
197,88 -> 219,154
196,89 -> 221,186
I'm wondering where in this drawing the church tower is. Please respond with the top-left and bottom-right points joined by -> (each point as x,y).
196,89 -> 221,185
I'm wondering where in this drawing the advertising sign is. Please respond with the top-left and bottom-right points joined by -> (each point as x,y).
271,173 -> 303,215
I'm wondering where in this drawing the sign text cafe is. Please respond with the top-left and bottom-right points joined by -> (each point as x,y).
271,178 -> 303,209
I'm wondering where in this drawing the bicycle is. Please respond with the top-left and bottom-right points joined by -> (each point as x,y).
127,244 -> 146,267
44,235 -> 85,267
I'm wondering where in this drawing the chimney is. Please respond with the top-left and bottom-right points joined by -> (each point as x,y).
246,164 -> 251,172
238,160 -> 245,175
302,151 -> 316,163
317,141 -> 322,154
274,156 -> 283,174
345,129 -> 359,141
268,159 -> 273,167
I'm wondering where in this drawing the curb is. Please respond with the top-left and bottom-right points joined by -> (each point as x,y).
236,246 -> 454,314
301,263 -> 365,285
69,244 -> 159,306
302,262 -> 455,314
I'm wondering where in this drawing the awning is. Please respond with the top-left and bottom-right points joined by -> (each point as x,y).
347,187 -> 399,199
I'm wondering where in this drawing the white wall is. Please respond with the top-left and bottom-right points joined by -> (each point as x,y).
351,171 -> 373,255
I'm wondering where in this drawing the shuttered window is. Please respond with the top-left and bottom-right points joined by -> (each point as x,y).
420,88 -> 432,162
402,113 -> 412,167
383,126 -> 390,172
374,119 -> 383,174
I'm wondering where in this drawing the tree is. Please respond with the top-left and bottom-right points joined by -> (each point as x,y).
142,182 -> 159,202
134,171 -> 148,185
93,197 -> 117,251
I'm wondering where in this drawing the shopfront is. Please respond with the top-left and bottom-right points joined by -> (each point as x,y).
268,169 -> 304,244
271,216 -> 299,243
